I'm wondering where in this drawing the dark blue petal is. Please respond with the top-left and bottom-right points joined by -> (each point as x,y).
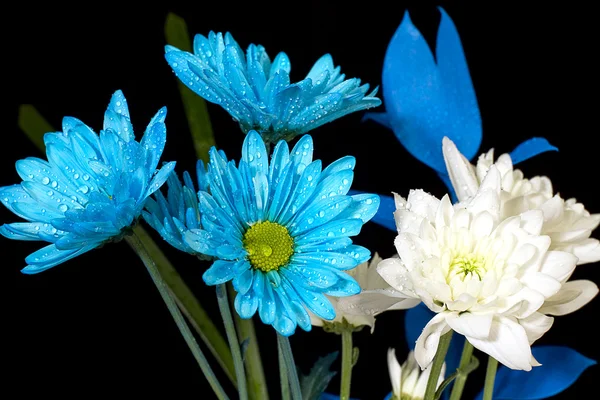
509,138 -> 558,166
362,111 -> 392,129
382,9 -> 481,174
474,346 -> 596,400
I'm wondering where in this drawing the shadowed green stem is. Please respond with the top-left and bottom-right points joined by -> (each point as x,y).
217,284 -> 248,400
278,335 -> 302,400
424,331 -> 453,400
340,329 -> 353,400
165,12 -> 215,163
227,284 -> 269,400
126,231 -> 229,400
483,357 -> 498,400
449,340 -> 475,400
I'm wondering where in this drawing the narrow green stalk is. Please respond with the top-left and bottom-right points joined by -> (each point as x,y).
277,335 -> 302,400
216,284 -> 248,400
340,329 -> 354,400
126,232 -> 229,400
132,225 -> 236,385
424,331 -> 454,400
449,341 -> 475,400
483,357 -> 498,400
227,284 -> 269,400
278,338 -> 291,400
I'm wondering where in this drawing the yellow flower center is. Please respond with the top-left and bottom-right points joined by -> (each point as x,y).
243,221 -> 294,272
450,255 -> 486,280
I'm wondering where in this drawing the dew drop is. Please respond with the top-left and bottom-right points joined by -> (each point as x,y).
42,177 -> 50,185
58,204 -> 68,212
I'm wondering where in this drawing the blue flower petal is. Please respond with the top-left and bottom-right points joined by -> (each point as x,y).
474,346 -> 596,400
202,259 -> 240,285
234,291 -> 259,319
509,138 -> 558,166
22,244 -> 98,274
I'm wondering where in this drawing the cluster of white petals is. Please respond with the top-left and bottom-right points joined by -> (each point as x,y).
344,138 -> 599,371
387,350 -> 444,400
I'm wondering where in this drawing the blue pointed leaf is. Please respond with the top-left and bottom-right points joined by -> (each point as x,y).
474,346 -> 596,400
509,138 -> 558,166
382,9 -> 481,174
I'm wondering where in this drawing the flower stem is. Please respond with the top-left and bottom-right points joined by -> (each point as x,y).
278,338 -> 290,400
423,330 -> 453,400
216,284 -> 248,400
483,356 -> 498,400
227,284 -> 269,400
131,225 -> 236,385
126,232 -> 229,400
340,329 -> 354,400
277,334 -> 302,400
449,340 -> 475,400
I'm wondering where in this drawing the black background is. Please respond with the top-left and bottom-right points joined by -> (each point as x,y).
3,1 -> 599,399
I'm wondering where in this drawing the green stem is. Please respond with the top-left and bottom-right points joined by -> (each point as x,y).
131,225 -> 236,386
216,284 -> 248,400
227,284 -> 269,400
277,335 -> 302,400
340,329 -> 354,400
424,331 -> 453,400
483,357 -> 498,400
278,338 -> 290,400
126,232 -> 229,400
449,340 -> 475,400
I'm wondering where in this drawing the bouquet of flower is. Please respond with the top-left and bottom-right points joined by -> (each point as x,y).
5,4 -> 598,400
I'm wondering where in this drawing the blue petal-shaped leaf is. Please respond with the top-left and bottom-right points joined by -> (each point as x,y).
380,9 -> 481,174
405,303 -> 464,374
474,346 -> 596,400
509,138 -> 558,166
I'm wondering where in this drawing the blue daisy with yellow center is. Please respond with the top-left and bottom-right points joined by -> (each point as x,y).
185,131 -> 379,335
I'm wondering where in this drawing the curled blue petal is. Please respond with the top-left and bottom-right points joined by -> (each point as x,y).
474,346 -> 596,400
353,191 -> 396,232
509,137 -> 558,166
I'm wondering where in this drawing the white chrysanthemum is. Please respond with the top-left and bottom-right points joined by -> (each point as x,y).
387,350 -> 445,400
377,166 -> 597,371
443,137 -> 600,264
310,254 -> 419,332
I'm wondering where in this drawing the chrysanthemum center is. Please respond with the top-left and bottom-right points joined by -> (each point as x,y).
450,255 -> 486,280
243,221 -> 294,272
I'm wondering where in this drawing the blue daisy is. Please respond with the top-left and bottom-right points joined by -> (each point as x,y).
0,90 -> 175,273
184,130 -> 379,335
165,31 -> 381,143
143,159 -> 211,256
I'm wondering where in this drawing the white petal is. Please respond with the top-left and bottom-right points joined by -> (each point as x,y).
519,312 -> 553,344
446,312 -> 493,339
337,290 -> 418,316
442,137 -> 478,202
521,271 -> 562,298
466,316 -> 534,371
394,234 -> 426,272
387,348 -> 402,398
539,250 -> 577,283
435,195 -> 454,229
519,210 -> 544,235
376,257 -> 418,295
472,211 -> 495,238
570,238 -> 600,265
406,189 -> 441,221
538,280 -> 599,316
414,313 -> 451,369
466,166 -> 501,217
394,209 -> 424,236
